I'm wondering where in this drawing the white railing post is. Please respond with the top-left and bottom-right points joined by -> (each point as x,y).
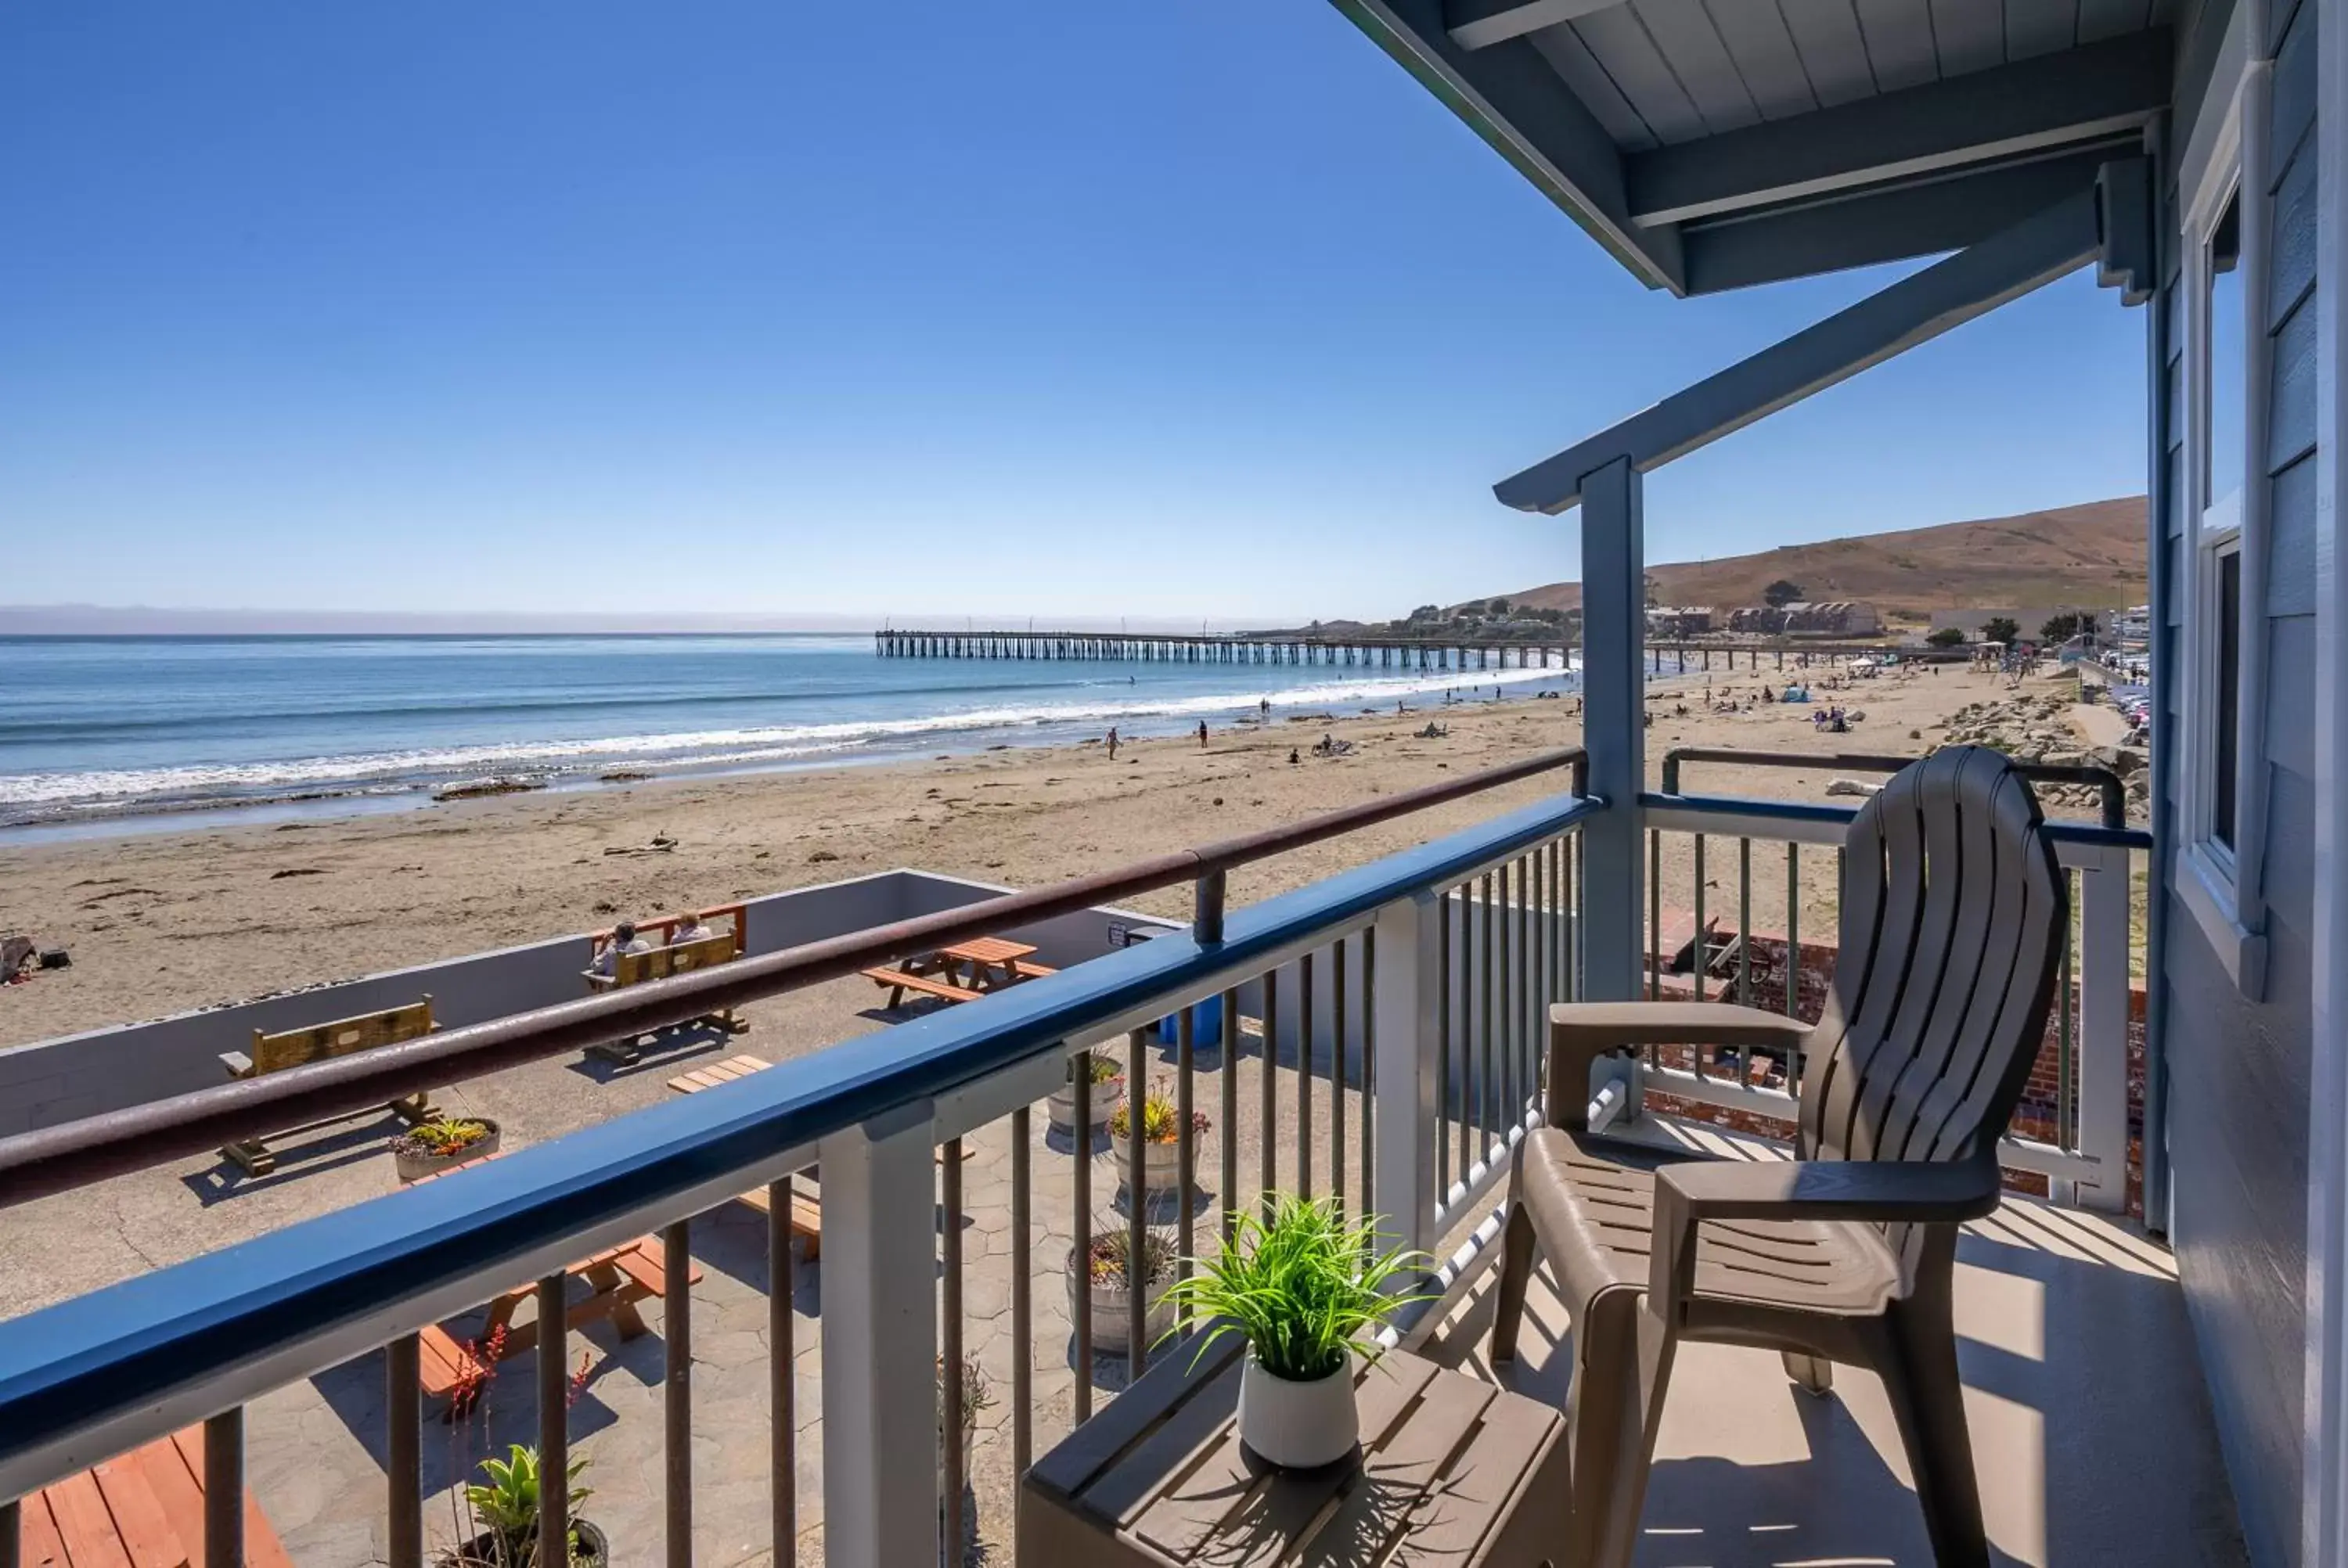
2072,845 -> 2132,1213
1372,892 -> 1441,1260
819,1101 -> 939,1562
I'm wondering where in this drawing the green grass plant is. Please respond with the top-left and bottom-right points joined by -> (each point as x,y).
1161,1194 -> 1431,1383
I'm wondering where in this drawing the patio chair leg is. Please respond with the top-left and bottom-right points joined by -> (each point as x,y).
1489,1201 -> 1536,1364
1781,1349 -> 1834,1396
1876,1306 -> 1990,1568
1569,1288 -> 1672,1568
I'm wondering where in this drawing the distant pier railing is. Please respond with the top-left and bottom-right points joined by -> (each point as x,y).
872,628 -> 1892,674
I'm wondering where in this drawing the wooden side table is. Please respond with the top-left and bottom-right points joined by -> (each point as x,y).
1020,1336 -> 1572,1565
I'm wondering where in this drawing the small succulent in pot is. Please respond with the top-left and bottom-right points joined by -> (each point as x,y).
1161,1194 -> 1431,1469
442,1444 -> 604,1566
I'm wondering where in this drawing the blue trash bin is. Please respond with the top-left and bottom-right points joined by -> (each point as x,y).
1157,992 -> 1223,1048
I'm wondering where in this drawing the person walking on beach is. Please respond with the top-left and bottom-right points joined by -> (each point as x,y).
1107,727 -> 1119,761
1196,720 -> 1208,750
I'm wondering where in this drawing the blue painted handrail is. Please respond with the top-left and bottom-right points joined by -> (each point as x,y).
0,790 -> 1596,1495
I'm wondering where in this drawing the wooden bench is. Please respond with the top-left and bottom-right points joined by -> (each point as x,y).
1013,959 -> 1059,980
666,1054 -> 823,1259
220,998 -> 440,1176
859,966 -> 985,1009
585,930 -> 747,1064
18,1424 -> 294,1567
412,1235 -> 702,1403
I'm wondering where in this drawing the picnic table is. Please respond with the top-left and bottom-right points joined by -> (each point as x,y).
860,937 -> 1056,1009
403,1153 -> 703,1402
17,1425 -> 295,1568
666,1054 -> 824,1258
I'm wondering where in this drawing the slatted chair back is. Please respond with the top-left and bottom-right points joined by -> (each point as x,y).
611,932 -> 737,987
250,997 -> 435,1076
1793,747 -> 2067,1220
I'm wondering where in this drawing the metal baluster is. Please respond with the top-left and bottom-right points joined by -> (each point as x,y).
1648,829 -> 1662,1000
2059,871 -> 2078,1150
1785,843 -> 1801,1020
536,1274 -> 568,1568
388,1336 -> 421,1568
665,1220 -> 693,1567
1565,833 -> 1577,1003
1332,940 -> 1349,1215
1522,858 -> 1536,1132
1261,969 -> 1279,1210
1299,951 -> 1316,1201
1359,926 -> 1375,1221
1738,839 -> 1753,1007
1176,1007 -> 1197,1286
1504,859 -> 1520,1131
1219,987 -> 1239,1246
942,1138 -> 965,1562
1438,886 -> 1453,1198
1480,872 -> 1496,1163
1126,1030 -> 1148,1375
1071,1048 -> 1093,1424
1693,833 -> 1707,1006
205,1409 -> 244,1568
771,1174 -> 798,1566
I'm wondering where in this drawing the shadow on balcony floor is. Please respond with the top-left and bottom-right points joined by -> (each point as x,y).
1421,1123 -> 2249,1567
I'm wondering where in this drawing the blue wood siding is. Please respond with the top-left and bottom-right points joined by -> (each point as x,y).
2157,2 -> 2317,1563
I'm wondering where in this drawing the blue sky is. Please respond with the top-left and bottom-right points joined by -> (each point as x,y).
0,2 -> 2149,624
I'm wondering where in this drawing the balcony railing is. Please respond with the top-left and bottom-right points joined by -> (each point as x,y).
0,743 -> 2150,1566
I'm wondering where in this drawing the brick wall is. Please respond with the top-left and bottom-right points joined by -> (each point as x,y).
1632,928 -> 2147,1216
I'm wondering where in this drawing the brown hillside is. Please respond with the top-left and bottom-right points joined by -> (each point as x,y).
1496,496 -> 2147,617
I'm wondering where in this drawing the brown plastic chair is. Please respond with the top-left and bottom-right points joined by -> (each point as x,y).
1489,746 -> 2067,1568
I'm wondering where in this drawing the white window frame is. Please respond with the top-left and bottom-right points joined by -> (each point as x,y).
2175,23 -> 2271,998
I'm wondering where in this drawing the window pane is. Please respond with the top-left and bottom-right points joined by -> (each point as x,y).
2215,548 -> 2241,851
2207,191 -> 2245,515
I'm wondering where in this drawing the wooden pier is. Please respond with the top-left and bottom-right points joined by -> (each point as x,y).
873,629 -> 1889,673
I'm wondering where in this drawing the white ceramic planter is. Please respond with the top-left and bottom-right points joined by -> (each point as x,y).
1046,1075 -> 1123,1134
1238,1357 -> 1358,1470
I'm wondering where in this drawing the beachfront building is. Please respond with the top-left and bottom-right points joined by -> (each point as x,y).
0,5 -> 2339,1568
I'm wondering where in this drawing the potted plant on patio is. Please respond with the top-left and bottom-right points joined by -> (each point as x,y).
1161,1194 -> 1430,1470
446,1444 -> 607,1567
1045,1052 -> 1123,1134
1067,1227 -> 1176,1356
1106,1078 -> 1209,1190
391,1115 -> 501,1181
938,1351 -> 992,1489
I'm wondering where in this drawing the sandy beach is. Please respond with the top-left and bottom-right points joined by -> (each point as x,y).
0,659 -> 2094,1052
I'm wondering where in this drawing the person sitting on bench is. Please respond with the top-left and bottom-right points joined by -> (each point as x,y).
668,912 -> 711,948
591,920 -> 653,978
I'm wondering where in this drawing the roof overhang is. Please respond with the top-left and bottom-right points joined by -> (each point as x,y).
1328,1 -> 2171,295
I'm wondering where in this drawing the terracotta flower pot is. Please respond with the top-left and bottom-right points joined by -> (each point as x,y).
1238,1358 -> 1358,1469
391,1120 -> 501,1182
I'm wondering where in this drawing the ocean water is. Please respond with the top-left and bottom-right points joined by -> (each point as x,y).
0,634 -> 1574,836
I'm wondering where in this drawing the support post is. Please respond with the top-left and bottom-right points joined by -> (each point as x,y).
1579,457 -> 1646,1010
819,1104 -> 940,1563
2069,847 -> 2131,1211
1371,892 -> 1441,1261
